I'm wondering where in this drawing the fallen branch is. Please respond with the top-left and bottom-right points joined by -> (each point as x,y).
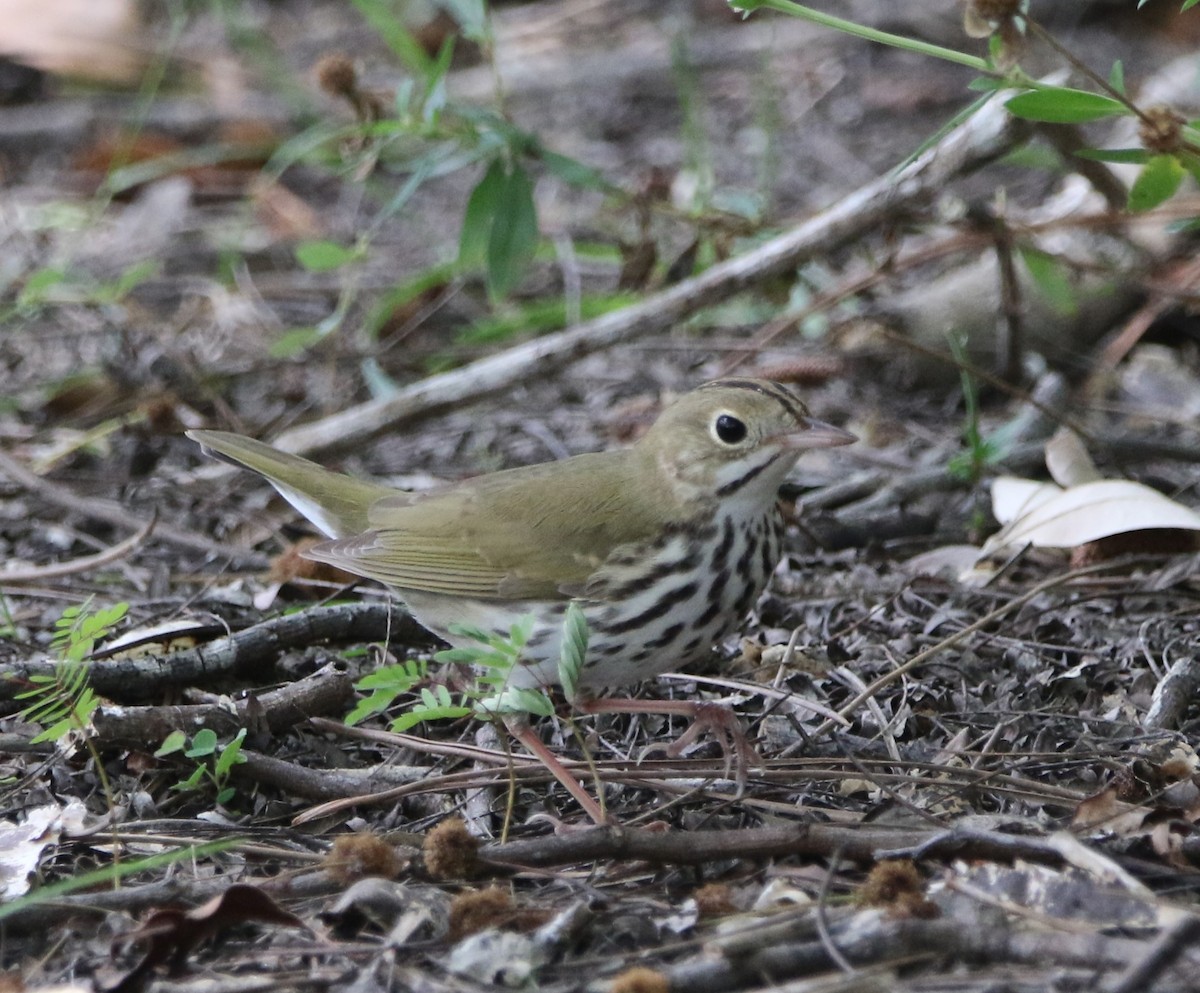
480,822 -> 1072,871
0,602 -> 429,706
254,90 -> 1021,459
667,906 -> 1153,993
92,661 -> 355,748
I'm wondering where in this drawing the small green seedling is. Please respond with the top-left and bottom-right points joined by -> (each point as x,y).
346,606 -> 589,730
17,599 -> 128,745
156,728 -> 248,807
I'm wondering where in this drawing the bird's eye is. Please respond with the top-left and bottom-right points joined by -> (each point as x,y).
714,413 -> 748,445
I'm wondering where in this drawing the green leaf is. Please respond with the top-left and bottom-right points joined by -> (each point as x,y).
185,728 -> 218,758
468,650 -> 519,670
999,144 -> 1063,171
558,603 -> 587,704
155,730 -> 188,757
967,76 -> 1007,92
74,688 -> 97,723
0,841 -> 235,923
459,158 -> 507,270
173,766 -> 207,791
361,263 -> 455,342
454,292 -> 636,348
1073,148 -> 1151,164
347,0 -> 432,74
446,622 -> 495,645
538,150 -> 611,191
214,729 -> 247,778
1182,152 -> 1200,189
18,267 -> 68,308
391,705 -> 471,731
106,261 -> 157,302
1018,245 -> 1078,317
344,689 -> 398,726
1184,0 -> 1199,11
1005,88 -> 1127,123
19,695 -> 65,725
355,661 -> 425,692
1128,154 -> 1186,212
508,615 -> 534,650
422,36 -> 455,121
474,687 -> 555,718
30,719 -> 73,745
1108,60 -> 1125,95
485,163 -> 539,299
295,240 -> 359,273
269,327 -> 324,359
434,647 -> 484,665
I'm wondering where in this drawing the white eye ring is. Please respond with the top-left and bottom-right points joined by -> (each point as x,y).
712,413 -> 748,445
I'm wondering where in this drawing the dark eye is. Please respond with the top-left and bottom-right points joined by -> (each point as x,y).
714,414 -> 747,444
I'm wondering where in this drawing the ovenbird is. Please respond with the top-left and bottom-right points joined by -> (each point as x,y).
190,378 -> 854,817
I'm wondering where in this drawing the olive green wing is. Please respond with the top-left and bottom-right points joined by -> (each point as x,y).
304,453 -> 679,600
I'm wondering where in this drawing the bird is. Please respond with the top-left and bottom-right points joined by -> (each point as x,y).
189,378 -> 854,821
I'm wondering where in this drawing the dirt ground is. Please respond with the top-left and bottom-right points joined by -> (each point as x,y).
3,1 -> 1200,991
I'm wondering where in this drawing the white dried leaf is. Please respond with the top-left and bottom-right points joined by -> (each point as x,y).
985,478 -> 1200,555
0,804 -> 65,899
1044,428 -> 1102,487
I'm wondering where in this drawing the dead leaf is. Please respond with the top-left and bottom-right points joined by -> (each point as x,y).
1044,428 -> 1102,487
1072,786 -> 1151,836
986,477 -> 1200,555
0,803 -> 71,899
112,884 -> 306,980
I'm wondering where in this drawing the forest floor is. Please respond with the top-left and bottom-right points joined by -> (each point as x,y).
3,1 -> 1200,991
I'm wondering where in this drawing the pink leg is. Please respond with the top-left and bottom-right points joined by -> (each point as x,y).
505,719 -> 608,825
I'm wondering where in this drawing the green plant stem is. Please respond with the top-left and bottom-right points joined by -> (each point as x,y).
737,1 -> 989,72
0,841 -> 235,923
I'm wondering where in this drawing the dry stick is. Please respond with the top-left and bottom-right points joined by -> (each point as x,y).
811,559 -> 1146,739
814,844 -> 856,975
720,188 -> 1199,382
311,715 -> 528,765
289,748 -> 747,825
1109,914 -> 1200,993
236,749 -> 426,802
0,514 -> 157,585
0,447 -> 268,567
1085,254 -> 1200,403
288,742 -> 1087,824
257,93 -> 1020,460
478,822 -> 1068,871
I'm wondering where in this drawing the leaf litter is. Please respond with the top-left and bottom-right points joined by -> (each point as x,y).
3,3 -> 1200,992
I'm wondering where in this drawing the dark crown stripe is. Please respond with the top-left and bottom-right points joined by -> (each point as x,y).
701,378 -> 810,425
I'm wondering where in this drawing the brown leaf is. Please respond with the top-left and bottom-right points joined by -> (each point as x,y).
1072,786 -> 1150,835
113,884 -> 305,980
